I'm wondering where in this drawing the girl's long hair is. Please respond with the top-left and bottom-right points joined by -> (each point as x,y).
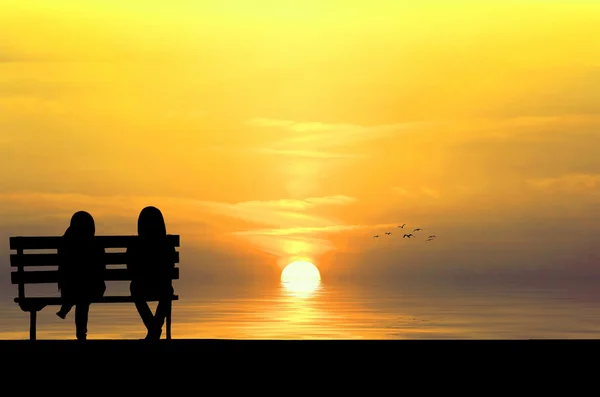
65,211 -> 95,238
137,206 -> 167,238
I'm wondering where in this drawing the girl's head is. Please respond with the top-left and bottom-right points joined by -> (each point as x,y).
68,211 -> 96,237
137,206 -> 167,238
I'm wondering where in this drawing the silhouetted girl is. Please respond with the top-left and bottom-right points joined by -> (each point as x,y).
127,206 -> 175,340
57,211 -> 106,340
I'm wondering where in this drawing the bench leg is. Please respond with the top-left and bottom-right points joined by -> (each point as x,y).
30,311 -> 37,341
166,300 -> 172,340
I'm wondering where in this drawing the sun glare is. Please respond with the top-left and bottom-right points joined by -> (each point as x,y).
281,261 -> 321,282
281,261 -> 321,297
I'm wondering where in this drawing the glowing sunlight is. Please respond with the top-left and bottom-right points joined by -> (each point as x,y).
281,261 -> 322,298
3,0 -> 600,342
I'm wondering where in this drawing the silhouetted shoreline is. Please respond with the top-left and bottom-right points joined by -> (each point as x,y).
2,339 -> 600,355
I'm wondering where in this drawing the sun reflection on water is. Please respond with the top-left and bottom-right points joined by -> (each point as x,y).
281,279 -> 322,298
5,281 -> 598,340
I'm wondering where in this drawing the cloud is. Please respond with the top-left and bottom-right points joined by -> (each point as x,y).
392,187 -> 410,196
448,114 -> 600,144
287,122 -> 359,133
231,222 -> 399,237
208,146 -> 367,160
224,222 -> 402,265
392,186 -> 441,199
250,114 -> 600,143
277,120 -> 428,149
247,118 -> 296,128
189,194 -> 367,262
246,117 -> 433,158
245,114 -> 600,165
527,173 -> 600,195
0,191 -> 357,220
0,47 -> 34,63
420,187 -> 441,199
0,192 -> 358,231
0,192 -> 218,236
0,96 -> 67,117
195,195 -> 358,229
211,194 -> 356,211
0,191 -> 364,264
247,118 -> 362,133
248,148 -> 367,160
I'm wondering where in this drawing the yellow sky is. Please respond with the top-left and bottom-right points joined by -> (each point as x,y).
1,1 -> 600,285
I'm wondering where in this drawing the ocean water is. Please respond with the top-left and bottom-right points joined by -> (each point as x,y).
2,279 -> 600,340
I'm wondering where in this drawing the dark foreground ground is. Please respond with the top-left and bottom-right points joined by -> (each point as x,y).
3,340 -> 595,380
2,340 -> 590,390
3,338 -> 600,356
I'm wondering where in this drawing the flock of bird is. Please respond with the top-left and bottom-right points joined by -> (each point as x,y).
373,224 -> 437,242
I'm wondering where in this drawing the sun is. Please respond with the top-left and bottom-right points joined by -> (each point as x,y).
280,261 -> 322,297
281,261 -> 321,283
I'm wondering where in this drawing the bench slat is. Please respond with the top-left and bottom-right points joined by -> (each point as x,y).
10,251 -> 179,267
14,295 -> 179,305
11,267 -> 179,284
9,235 -> 180,250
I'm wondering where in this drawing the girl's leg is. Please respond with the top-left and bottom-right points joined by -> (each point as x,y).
57,286 -> 74,319
152,285 -> 174,338
131,282 -> 160,339
134,300 -> 159,339
74,302 -> 90,340
56,303 -> 73,319
153,299 -> 171,338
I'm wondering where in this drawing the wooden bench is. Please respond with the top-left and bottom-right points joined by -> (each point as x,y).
9,235 -> 180,340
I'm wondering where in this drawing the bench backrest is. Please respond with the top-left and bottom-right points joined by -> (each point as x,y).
9,235 -> 180,299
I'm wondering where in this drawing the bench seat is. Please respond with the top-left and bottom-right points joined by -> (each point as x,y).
15,295 -> 179,305
9,234 -> 181,340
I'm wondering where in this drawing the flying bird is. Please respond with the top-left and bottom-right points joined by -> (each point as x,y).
398,224 -> 406,229
403,233 -> 414,238
373,235 -> 380,238
385,232 -> 392,235
413,228 -> 422,232
428,235 -> 436,239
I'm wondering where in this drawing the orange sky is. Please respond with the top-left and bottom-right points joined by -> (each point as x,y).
1,1 -> 600,289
